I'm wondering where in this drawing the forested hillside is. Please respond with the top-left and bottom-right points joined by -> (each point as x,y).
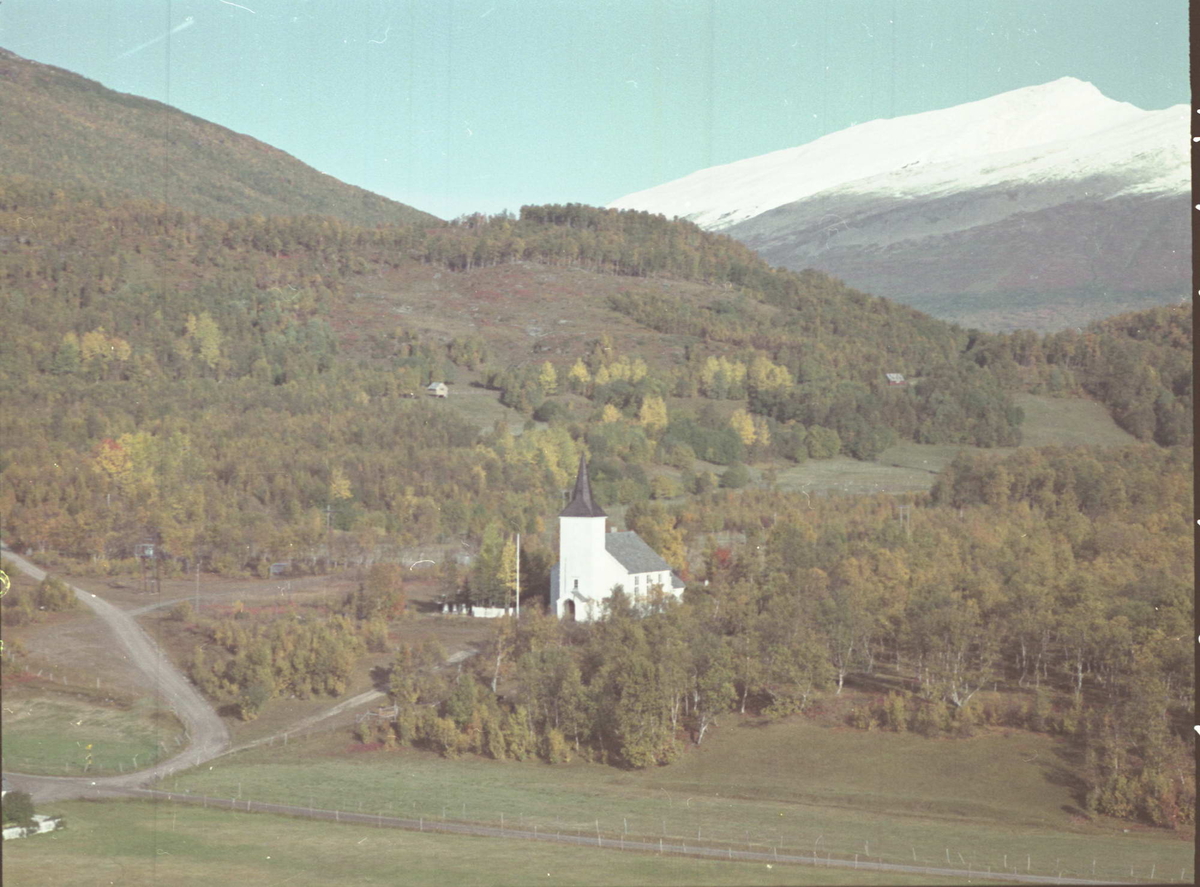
1,183 -> 1191,568
0,49 -> 439,227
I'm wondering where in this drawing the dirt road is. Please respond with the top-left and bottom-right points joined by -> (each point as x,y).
2,548 -> 230,801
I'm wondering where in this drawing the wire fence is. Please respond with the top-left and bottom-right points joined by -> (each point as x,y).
99,785 -> 1191,886
3,661 -> 133,700
191,725 -> 1196,884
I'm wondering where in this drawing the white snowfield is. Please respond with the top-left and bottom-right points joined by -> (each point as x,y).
607,78 -> 1187,230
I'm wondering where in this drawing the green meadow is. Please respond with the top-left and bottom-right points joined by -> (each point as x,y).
1,691 -> 185,777
156,715 -> 1191,885
2,799 -> 988,887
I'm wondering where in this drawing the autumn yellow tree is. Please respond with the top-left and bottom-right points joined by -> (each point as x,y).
729,409 -> 756,447
566,359 -> 591,394
638,395 -> 668,433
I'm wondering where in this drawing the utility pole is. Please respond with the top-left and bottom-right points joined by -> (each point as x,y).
325,504 -> 333,570
515,533 -> 520,618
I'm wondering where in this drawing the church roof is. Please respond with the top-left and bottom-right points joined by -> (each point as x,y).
560,455 -> 606,518
605,531 -> 671,573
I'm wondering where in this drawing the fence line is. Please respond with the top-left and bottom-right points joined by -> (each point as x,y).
91,786 -> 1184,886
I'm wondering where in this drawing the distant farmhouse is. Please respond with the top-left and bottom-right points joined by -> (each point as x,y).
885,373 -> 906,386
550,456 -> 684,621
426,381 -> 448,398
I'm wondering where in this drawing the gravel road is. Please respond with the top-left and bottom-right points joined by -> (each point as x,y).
2,548 -> 230,801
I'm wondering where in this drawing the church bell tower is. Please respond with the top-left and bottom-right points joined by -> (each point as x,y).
553,455 -> 606,619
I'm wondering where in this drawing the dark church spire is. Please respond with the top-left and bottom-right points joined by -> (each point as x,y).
560,453 -> 606,518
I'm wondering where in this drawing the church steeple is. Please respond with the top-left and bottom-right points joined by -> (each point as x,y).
560,454 -> 606,518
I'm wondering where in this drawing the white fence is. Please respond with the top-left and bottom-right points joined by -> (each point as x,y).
441,603 -> 512,618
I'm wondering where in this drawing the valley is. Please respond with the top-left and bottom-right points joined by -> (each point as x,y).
0,44 -> 1192,887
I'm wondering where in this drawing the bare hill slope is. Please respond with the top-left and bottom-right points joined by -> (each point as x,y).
0,48 -> 439,227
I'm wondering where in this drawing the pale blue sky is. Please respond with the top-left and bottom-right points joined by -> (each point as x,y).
0,1 -> 1188,220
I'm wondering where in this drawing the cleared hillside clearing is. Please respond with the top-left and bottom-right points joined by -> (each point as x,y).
1010,393 -> 1139,447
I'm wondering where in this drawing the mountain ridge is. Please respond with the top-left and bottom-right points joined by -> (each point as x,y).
607,78 -> 1185,229
607,78 -> 1188,332
0,47 -> 440,228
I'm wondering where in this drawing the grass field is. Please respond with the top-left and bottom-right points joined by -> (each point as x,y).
774,456 -> 937,497
814,391 -> 1139,496
1,689 -> 185,776
438,375 -> 542,434
1,799 -> 1001,887
159,715 -> 1191,885
1010,393 -> 1139,448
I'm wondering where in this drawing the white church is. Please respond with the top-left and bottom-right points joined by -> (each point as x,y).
549,456 -> 685,621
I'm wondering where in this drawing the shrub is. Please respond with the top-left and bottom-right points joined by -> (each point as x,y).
914,699 -> 950,737
719,462 -> 751,489
36,576 -> 76,611
1059,699 -> 1084,736
1002,697 -> 1030,728
482,713 -> 507,761
951,702 -> 979,738
848,706 -> 878,731
2,790 -> 36,828
361,616 -> 390,653
393,707 -> 418,746
1029,690 -> 1053,732
883,692 -> 908,732
427,715 -> 460,758
533,399 -> 567,423
542,728 -> 572,764
805,426 -> 841,459
504,706 -> 534,761
650,475 -> 682,499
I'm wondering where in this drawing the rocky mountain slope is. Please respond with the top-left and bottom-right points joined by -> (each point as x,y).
609,79 -> 1189,331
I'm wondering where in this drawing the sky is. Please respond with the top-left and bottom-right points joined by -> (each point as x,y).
0,1 -> 1188,220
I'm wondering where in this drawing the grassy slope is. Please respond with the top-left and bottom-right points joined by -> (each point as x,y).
0,49 -> 439,226
154,716 -> 1191,884
1,800 -> 989,887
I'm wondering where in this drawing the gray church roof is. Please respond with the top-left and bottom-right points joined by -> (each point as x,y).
560,454 -> 606,518
605,531 -> 672,573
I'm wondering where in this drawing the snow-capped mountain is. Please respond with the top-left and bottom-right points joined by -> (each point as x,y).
608,79 -> 1189,331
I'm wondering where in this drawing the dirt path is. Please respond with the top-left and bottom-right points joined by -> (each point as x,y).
222,647 -> 478,755
3,549 -> 481,800
2,548 -> 230,802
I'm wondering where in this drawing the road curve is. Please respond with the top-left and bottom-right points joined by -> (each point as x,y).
2,548 -> 230,802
